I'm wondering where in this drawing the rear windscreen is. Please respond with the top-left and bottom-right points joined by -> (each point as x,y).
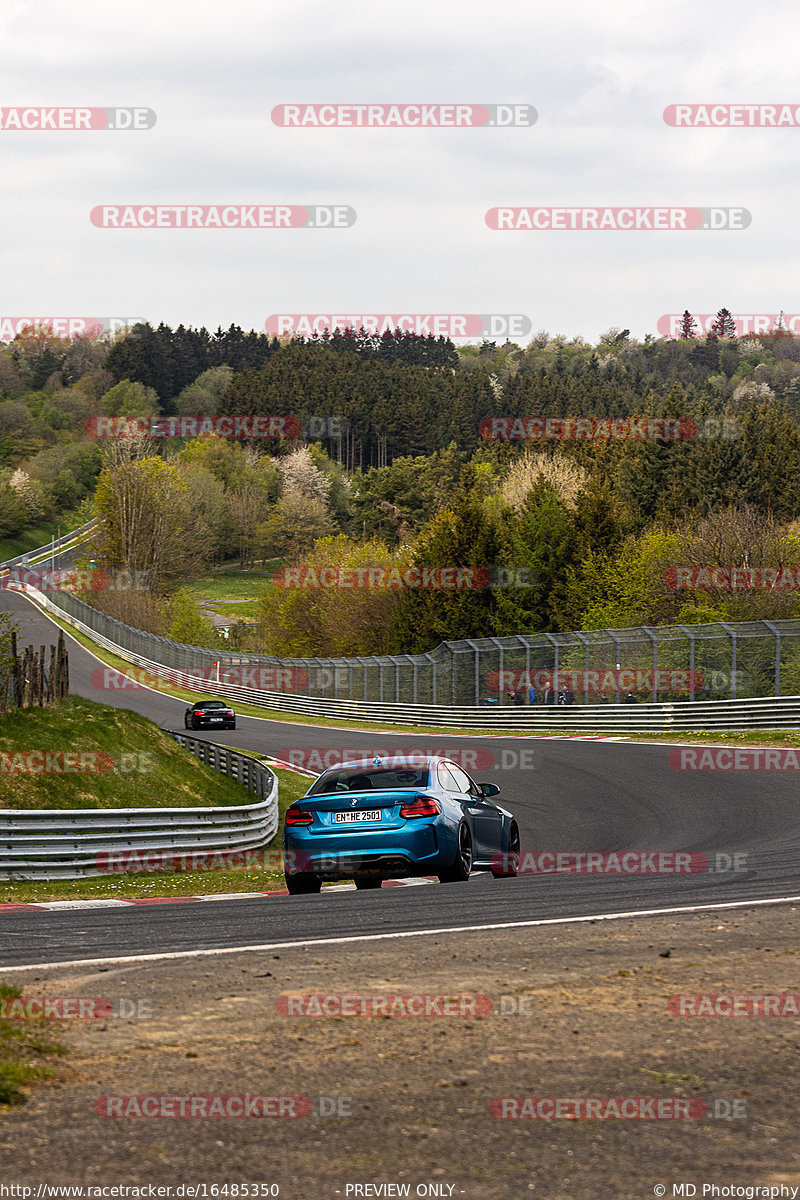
308,767 -> 431,795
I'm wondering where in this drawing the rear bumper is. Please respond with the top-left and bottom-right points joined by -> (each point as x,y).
284,824 -> 443,878
306,853 -> 419,880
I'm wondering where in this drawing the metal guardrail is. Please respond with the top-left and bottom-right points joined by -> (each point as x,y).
0,520 -> 97,571
0,734 -> 278,880
21,585 -> 800,731
161,694 -> 800,731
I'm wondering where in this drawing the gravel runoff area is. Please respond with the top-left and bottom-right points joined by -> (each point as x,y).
1,903 -> 800,1199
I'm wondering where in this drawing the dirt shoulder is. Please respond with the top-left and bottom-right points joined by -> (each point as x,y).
2,903 -> 800,1198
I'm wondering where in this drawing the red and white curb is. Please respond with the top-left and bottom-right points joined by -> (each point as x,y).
0,877 -> 437,913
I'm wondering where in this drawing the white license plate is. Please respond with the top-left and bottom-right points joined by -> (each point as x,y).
333,810 -> 381,824
210,717 -> 224,722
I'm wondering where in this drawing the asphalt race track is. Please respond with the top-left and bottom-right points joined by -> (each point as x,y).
2,586 -> 799,970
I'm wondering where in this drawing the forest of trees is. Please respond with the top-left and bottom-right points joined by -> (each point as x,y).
3,316 -> 800,656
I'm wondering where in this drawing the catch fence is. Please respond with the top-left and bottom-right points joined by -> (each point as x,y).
30,586 -> 800,705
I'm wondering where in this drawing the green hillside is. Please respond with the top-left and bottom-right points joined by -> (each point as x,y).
0,696 -> 255,810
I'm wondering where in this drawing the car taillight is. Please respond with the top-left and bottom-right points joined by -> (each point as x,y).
285,808 -> 313,826
399,795 -> 441,819
193,710 -> 204,716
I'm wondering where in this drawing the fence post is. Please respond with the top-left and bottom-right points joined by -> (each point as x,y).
543,633 -> 559,694
719,623 -> 737,699
762,620 -> 781,696
641,627 -> 658,703
465,639 -> 483,705
606,631 -> 621,704
677,626 -> 696,701
11,633 -> 21,708
574,631 -> 589,700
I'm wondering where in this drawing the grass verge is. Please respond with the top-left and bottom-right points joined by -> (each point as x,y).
204,600 -> 260,621
181,568 -> 280,605
624,729 -> 800,746
0,514 -> 82,565
0,696 -> 273,810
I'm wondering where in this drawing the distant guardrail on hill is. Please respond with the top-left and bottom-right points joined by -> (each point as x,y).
0,735 -> 278,881
0,520 -> 97,571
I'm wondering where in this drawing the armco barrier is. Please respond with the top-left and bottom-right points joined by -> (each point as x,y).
168,693 -> 800,731
0,735 -> 278,880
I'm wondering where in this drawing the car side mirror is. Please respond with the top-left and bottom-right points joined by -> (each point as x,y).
479,782 -> 501,798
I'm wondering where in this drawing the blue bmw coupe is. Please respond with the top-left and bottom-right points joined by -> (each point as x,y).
282,754 -> 520,894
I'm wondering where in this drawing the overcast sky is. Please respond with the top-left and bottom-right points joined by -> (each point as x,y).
2,0 -> 798,344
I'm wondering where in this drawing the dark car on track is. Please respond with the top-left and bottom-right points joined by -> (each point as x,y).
183,700 -> 236,730
282,754 -> 520,894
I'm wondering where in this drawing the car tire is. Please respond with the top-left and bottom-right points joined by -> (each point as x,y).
285,873 -> 322,895
491,822 -> 520,878
184,714 -> 191,729
438,822 -> 473,883
191,717 -> 199,731
354,875 -> 382,890
230,721 -> 236,730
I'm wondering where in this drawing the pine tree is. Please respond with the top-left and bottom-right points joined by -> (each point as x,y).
711,308 -> 737,338
679,310 -> 697,339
